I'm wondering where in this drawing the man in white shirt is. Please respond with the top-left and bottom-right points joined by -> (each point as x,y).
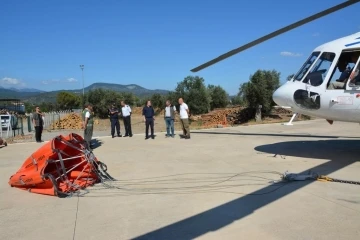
121,100 -> 133,137
164,100 -> 176,138
178,98 -> 190,139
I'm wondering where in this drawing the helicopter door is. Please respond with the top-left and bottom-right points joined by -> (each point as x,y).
345,52 -> 360,91
321,51 -> 360,118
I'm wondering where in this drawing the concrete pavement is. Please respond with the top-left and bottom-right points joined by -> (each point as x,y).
1,119 -> 360,240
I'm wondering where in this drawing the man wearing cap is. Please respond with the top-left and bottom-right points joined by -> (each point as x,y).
109,103 -> 122,138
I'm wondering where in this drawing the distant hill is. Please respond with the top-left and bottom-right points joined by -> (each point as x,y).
0,88 -> 40,99
0,82 -> 170,103
84,83 -> 169,96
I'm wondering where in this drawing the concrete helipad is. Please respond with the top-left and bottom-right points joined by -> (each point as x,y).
1,119 -> 360,240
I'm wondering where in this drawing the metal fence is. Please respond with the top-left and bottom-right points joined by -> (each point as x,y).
28,110 -> 76,131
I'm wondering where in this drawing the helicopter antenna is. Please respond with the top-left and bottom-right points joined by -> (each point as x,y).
190,0 -> 360,72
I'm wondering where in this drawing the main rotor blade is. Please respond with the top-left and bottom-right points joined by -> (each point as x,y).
190,0 -> 360,72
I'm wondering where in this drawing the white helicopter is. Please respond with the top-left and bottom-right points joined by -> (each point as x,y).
190,0 -> 360,124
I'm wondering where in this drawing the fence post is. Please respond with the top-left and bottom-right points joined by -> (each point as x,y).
255,105 -> 262,123
20,117 -> 24,136
27,115 -> 32,132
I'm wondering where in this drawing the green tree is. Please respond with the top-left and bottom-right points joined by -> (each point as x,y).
174,76 -> 210,115
164,91 -> 180,109
150,93 -> 165,109
239,69 -> 281,113
207,84 -> 229,110
230,95 -> 244,106
87,89 -> 122,118
287,74 -> 295,81
56,91 -> 81,110
24,102 -> 34,113
121,92 -> 135,106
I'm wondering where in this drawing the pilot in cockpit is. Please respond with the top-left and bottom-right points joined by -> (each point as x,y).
349,53 -> 360,85
328,58 -> 351,89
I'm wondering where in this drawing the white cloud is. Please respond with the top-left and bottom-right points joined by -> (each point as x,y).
41,79 -> 59,85
280,51 -> 303,57
0,77 -> 26,87
42,77 -> 78,85
66,78 -> 77,83
312,32 -> 320,37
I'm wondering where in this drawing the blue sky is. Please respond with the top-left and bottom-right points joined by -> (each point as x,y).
1,0 -> 360,95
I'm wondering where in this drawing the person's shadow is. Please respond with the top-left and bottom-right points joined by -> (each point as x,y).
91,139 -> 103,149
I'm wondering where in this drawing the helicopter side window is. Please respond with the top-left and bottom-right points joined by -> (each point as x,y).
327,50 -> 360,90
303,52 -> 335,87
293,51 -> 320,81
347,52 -> 360,87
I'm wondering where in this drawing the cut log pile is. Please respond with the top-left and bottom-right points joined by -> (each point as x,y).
51,113 -> 83,130
198,107 -> 257,126
132,107 -> 143,115
270,107 -> 293,115
193,106 -> 299,126
200,108 -> 239,126
0,109 -> 26,118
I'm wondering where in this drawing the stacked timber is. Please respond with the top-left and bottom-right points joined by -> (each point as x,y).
271,107 -> 293,115
0,109 -> 26,118
132,107 -> 143,115
51,113 -> 83,130
200,107 -> 244,126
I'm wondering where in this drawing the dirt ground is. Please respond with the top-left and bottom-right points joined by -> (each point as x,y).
93,113 -> 301,133
94,114 -> 186,134
3,111 -> 305,144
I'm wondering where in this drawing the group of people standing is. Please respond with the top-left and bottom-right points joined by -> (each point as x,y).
80,97 -> 191,149
108,100 -> 133,138
141,97 -> 191,140
31,98 -> 191,148
81,101 -> 132,150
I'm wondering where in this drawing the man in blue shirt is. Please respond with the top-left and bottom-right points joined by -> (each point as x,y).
142,100 -> 155,139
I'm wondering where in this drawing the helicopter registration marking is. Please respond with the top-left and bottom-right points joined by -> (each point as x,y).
337,96 -> 353,105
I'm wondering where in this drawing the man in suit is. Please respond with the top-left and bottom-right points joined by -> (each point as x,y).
109,103 -> 121,138
142,100 -> 155,139
121,100 -> 132,137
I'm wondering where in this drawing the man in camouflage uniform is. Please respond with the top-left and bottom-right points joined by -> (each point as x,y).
82,103 -> 94,149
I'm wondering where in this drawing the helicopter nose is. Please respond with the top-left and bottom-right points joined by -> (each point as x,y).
272,85 -> 292,107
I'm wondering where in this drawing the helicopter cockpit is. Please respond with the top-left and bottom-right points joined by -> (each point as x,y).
292,51 -> 336,87
290,49 -> 360,111
326,50 -> 360,90
292,49 -> 360,89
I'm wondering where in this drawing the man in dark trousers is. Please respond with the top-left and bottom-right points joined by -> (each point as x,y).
121,100 -> 132,137
142,100 -> 155,139
108,103 -> 122,138
82,103 -> 94,149
31,106 -> 44,143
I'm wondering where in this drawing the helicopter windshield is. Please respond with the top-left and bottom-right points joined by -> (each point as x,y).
302,52 -> 336,86
293,51 -> 320,81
